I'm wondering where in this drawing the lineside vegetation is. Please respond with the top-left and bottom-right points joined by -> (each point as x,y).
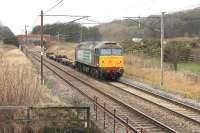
49,40 -> 200,101
122,38 -> 200,101
0,44 -> 62,106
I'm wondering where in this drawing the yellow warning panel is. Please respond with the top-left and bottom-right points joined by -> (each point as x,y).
99,56 -> 124,68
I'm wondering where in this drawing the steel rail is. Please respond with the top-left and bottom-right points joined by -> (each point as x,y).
119,79 -> 200,111
31,52 -> 176,133
112,80 -> 200,125
30,52 -> 140,133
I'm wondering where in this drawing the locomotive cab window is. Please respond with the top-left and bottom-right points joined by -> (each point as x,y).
100,48 -> 122,56
100,48 -> 112,55
112,49 -> 122,55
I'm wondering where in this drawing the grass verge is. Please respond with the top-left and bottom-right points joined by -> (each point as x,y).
124,54 -> 200,101
0,44 -> 63,106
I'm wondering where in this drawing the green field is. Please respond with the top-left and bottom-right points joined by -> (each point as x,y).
178,62 -> 200,74
130,54 -> 200,74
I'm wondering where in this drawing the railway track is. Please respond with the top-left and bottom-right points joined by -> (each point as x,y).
44,48 -> 200,126
108,81 -> 200,125
29,51 -> 176,133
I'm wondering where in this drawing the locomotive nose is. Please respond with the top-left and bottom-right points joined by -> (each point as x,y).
99,56 -> 124,68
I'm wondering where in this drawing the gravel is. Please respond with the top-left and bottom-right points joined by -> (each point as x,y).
28,54 -> 110,133
44,57 -> 200,132
28,52 -> 200,132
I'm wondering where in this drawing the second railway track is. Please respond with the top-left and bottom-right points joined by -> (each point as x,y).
108,81 -> 200,125
43,47 -> 200,127
29,50 -> 176,133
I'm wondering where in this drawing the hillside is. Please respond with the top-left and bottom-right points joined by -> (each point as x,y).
98,7 -> 200,41
0,25 -> 14,39
32,23 -> 102,42
0,23 -> 17,45
30,7 -> 200,42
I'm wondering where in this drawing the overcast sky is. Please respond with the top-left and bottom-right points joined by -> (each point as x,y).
0,0 -> 200,35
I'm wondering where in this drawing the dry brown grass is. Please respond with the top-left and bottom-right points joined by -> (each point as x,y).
44,41 -> 200,100
4,49 -> 31,65
0,44 -> 68,132
0,49 -> 43,106
47,42 -> 77,60
166,37 -> 200,42
0,60 -> 42,105
0,45 -> 63,106
124,54 -> 200,101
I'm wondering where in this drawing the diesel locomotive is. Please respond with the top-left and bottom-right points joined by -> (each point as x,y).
75,41 -> 124,80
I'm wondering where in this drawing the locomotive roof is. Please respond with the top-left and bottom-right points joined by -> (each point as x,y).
78,41 -> 122,49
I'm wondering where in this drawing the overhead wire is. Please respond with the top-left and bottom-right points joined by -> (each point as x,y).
83,18 -> 102,24
125,17 -> 160,33
29,0 -> 65,33
45,0 -> 64,14
30,1 -> 64,34
30,16 -> 40,33
64,16 -> 90,24
29,0 -> 98,33
115,0 -> 159,19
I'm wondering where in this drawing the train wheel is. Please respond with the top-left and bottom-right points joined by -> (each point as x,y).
94,70 -> 99,79
79,65 -> 82,72
99,72 -> 104,80
76,62 -> 80,70
91,69 -> 95,78
112,76 -> 117,81
79,64 -> 83,72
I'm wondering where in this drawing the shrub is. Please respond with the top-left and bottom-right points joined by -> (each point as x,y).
3,36 -> 19,46
164,41 -> 192,71
142,38 -> 160,57
122,38 -> 161,57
